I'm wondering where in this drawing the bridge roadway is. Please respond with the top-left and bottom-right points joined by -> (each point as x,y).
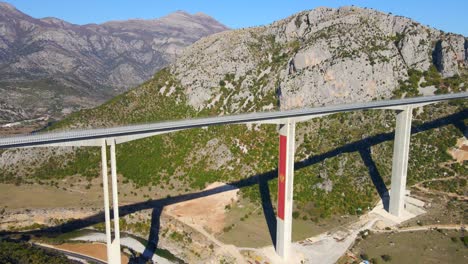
1,92 -> 467,263
0,92 -> 466,149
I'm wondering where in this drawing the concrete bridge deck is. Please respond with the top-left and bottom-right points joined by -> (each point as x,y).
0,92 -> 466,149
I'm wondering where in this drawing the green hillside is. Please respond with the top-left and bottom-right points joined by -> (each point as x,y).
2,63 -> 465,220
0,239 -> 74,264
1,9 -> 467,218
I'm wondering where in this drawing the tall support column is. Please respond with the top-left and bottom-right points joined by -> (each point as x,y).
109,139 -> 122,264
100,140 -> 112,263
389,107 -> 413,217
276,120 -> 295,259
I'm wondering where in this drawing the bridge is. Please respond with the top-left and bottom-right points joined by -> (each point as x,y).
1,92 -> 467,263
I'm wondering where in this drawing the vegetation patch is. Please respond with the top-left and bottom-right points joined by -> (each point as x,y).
0,239 -> 74,264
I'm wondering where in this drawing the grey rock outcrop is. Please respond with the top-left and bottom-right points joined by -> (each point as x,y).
466,38 -> 468,64
433,35 -> 467,77
314,178 -> 333,193
0,2 -> 228,123
397,28 -> 433,70
433,40 -> 457,77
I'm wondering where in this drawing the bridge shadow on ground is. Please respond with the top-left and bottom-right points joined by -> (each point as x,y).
359,147 -> 389,210
1,109 -> 466,262
453,119 -> 468,138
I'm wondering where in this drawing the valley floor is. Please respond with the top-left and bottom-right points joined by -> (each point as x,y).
0,144 -> 466,263
1,177 -> 466,263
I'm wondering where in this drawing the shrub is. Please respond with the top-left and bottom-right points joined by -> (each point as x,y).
381,254 -> 392,262
360,253 -> 369,260
292,211 -> 300,219
169,231 -> 184,242
0,240 -> 73,263
359,230 -> 370,239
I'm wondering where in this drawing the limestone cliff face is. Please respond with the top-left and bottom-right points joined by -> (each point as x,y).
170,6 -> 466,113
433,36 -> 467,77
0,2 -> 228,123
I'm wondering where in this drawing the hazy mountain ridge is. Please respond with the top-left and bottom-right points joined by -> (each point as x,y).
0,2 -> 228,123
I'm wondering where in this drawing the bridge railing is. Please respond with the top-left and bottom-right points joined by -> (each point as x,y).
0,92 -> 466,149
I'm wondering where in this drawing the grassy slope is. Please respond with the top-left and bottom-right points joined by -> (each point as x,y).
348,230 -> 467,264
9,85 -> 466,221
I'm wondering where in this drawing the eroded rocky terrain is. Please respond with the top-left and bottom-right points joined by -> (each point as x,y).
0,2 -> 228,123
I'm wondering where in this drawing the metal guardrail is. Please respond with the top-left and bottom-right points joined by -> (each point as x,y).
0,92 -> 467,148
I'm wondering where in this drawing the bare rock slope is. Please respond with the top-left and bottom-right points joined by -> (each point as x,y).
171,6 -> 467,114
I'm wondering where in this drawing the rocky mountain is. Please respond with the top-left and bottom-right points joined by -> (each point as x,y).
0,2 -> 228,123
170,6 -> 467,113
43,6 -> 467,130
1,7 -> 467,261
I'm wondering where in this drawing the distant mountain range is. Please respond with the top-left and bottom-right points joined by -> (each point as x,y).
0,2 -> 228,123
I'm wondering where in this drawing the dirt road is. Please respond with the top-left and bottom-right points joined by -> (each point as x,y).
372,224 -> 465,233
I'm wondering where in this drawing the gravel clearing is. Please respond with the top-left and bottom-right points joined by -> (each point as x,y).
72,232 -> 173,264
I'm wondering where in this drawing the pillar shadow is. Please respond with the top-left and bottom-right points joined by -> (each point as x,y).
140,205 -> 163,261
359,148 -> 389,210
259,171 -> 277,247
1,109 -> 466,262
453,120 -> 467,138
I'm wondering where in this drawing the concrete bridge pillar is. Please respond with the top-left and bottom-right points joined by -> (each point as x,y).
276,121 -> 296,259
389,107 -> 413,217
101,139 -> 122,264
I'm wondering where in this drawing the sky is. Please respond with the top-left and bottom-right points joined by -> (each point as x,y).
4,0 -> 468,36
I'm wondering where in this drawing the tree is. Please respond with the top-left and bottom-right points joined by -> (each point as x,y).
292,211 -> 300,219
0,240 -> 74,264
360,253 -> 369,260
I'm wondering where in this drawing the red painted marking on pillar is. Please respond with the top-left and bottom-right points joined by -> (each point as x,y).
278,135 -> 287,220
